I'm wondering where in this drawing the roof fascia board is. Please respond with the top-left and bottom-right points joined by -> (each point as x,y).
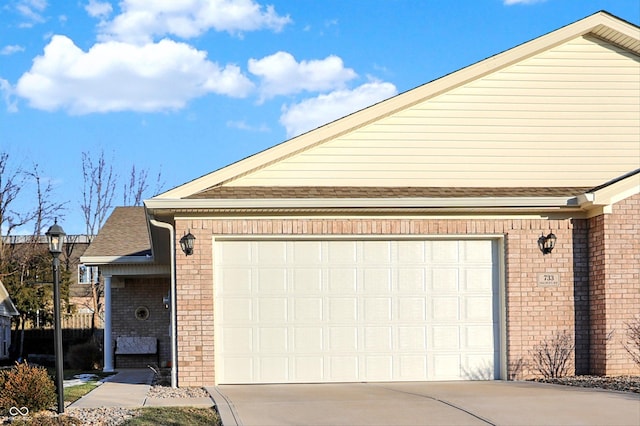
153,12 -> 638,201
578,172 -> 640,212
146,196 -> 579,210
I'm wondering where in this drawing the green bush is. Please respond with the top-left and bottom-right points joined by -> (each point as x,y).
66,340 -> 102,371
0,362 -> 56,415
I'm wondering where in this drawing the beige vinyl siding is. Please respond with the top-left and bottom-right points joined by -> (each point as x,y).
231,36 -> 639,188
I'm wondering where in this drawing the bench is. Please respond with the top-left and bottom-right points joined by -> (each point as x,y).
114,336 -> 159,368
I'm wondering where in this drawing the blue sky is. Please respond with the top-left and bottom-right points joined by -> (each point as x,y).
1,0 -> 639,235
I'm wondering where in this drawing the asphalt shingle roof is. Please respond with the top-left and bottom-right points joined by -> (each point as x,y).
82,206 -> 151,258
188,186 -> 591,199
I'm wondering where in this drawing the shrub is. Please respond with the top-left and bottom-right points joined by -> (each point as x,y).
66,340 -> 102,371
0,361 -> 56,415
623,317 -> 640,368
530,330 -> 574,378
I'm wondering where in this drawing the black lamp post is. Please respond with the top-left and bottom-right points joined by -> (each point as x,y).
46,219 -> 65,414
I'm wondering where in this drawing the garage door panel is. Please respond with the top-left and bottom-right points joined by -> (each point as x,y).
364,326 -> 392,350
363,268 -> 392,292
219,268 -> 251,294
259,357 -> 288,382
328,268 -> 357,292
258,328 -> 287,352
293,269 -> 322,292
328,297 -> 357,321
222,327 -> 253,352
398,326 -> 427,350
431,297 -> 460,321
328,241 -> 357,263
293,327 -> 323,352
257,269 -> 287,293
398,268 -> 426,292
215,239 -> 500,384
257,241 -> 287,263
431,268 -> 459,292
432,241 -> 459,262
363,241 -> 392,263
364,356 -> 393,380
220,298 -> 253,322
463,296 -> 494,321
293,298 -> 323,321
363,298 -> 392,321
398,297 -> 426,321
294,357 -> 323,381
257,298 -> 287,321
432,326 -> 460,350
399,355 -> 427,378
329,356 -> 359,381
397,240 -> 428,263
329,327 -> 358,351
432,354 -> 462,379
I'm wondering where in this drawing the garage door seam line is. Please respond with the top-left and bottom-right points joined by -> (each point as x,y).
376,385 -> 496,426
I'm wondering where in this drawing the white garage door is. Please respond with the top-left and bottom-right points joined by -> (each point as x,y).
214,239 -> 500,384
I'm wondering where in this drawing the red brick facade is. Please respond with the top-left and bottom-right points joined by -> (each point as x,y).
173,216 -> 601,386
111,277 -> 171,368
589,193 -> 640,375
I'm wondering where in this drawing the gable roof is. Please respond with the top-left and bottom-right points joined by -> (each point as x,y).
0,280 -> 19,317
153,11 -> 640,201
81,206 -> 152,261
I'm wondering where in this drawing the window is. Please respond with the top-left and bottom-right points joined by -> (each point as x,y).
78,264 -> 98,284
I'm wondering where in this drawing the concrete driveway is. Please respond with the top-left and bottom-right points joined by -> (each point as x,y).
209,381 -> 640,426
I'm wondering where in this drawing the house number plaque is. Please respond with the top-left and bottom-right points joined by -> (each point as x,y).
537,273 -> 560,287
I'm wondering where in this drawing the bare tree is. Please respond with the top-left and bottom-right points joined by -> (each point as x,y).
0,152 -> 30,266
81,150 -> 117,237
0,160 -> 69,358
123,164 -> 165,206
26,164 -> 67,237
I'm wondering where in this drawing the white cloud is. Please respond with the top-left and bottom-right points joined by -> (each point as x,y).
1,45 -> 25,55
503,0 -> 546,5
16,0 -> 48,26
280,81 -> 397,138
0,78 -> 18,113
85,0 -> 113,18
248,51 -> 357,101
100,0 -> 291,44
15,35 -> 254,114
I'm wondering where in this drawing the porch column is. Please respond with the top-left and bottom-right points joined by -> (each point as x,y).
103,274 -> 114,372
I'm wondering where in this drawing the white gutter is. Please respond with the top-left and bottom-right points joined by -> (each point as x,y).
149,219 -> 178,389
146,196 -> 579,210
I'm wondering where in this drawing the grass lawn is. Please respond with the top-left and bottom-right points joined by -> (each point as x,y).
123,407 -> 221,426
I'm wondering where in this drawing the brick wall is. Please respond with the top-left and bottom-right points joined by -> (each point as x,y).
175,217 -> 591,385
589,193 -> 640,375
111,277 -> 171,368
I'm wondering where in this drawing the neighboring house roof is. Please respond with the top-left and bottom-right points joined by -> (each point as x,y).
0,280 -> 19,317
81,207 -> 152,260
152,11 -> 640,201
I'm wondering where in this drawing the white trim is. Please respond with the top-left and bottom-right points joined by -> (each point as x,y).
80,255 -> 155,265
147,196 -> 579,210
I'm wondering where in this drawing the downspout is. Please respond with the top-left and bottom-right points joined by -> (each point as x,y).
149,219 -> 178,389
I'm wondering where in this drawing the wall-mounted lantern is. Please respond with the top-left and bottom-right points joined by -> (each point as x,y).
179,230 -> 196,256
538,232 -> 557,255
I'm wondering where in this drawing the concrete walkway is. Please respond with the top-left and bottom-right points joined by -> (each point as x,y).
68,369 -> 214,409
212,381 -> 640,426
